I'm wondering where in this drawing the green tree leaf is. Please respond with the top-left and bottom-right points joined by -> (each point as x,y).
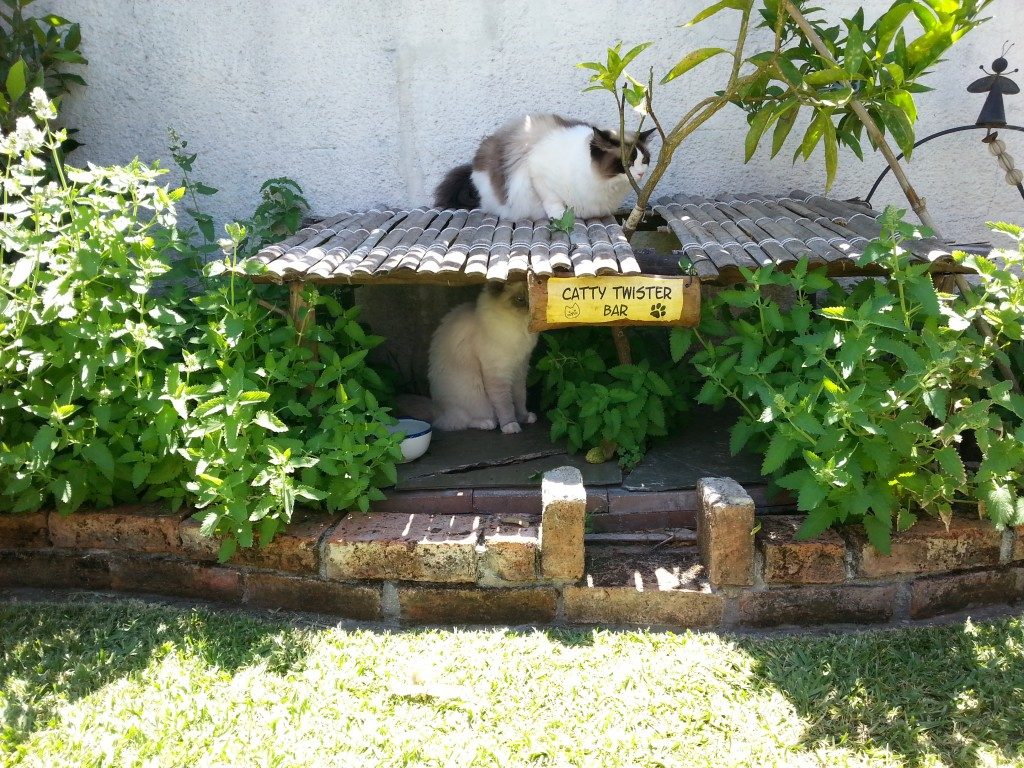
6,58 -> 27,102
744,107 -> 777,162
661,47 -> 728,84
771,102 -> 799,158
822,114 -> 839,190
761,432 -> 796,474
82,442 -> 115,481
682,0 -> 747,27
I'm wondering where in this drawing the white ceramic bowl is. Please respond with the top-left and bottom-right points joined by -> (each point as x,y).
387,418 -> 432,463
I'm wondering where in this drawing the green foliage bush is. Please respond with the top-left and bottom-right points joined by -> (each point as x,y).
533,329 -> 690,468
0,96 -> 401,558
1,0 -> 85,140
672,208 -> 1024,551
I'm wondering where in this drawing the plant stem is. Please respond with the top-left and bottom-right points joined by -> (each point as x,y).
621,3 -> 756,239
779,0 -> 940,234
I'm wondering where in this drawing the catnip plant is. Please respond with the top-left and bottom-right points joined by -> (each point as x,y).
671,208 -> 1024,551
0,93 -> 401,558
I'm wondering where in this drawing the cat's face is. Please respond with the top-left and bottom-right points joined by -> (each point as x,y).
590,127 -> 655,182
484,281 -> 530,313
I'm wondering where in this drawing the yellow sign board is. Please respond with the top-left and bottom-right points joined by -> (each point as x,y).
528,274 -> 700,332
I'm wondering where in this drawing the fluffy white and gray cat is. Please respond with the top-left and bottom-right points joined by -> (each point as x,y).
434,113 -> 654,219
428,282 -> 538,433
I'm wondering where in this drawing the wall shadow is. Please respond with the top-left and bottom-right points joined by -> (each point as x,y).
0,597 -> 314,750
737,618 -> 1024,766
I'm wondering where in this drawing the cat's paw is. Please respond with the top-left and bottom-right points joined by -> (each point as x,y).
522,411 -> 538,424
501,421 -> 522,434
470,418 -> 498,430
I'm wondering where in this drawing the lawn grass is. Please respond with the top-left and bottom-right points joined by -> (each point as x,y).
1,599 -> 1023,767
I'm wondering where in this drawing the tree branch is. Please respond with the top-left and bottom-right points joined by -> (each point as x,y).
779,0 -> 940,235
645,68 -> 668,143
621,1 -> 757,238
617,86 -> 645,199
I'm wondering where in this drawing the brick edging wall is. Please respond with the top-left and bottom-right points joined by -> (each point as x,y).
1,498 -> 1022,629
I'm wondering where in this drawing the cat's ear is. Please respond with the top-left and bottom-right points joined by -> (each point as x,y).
638,127 -> 656,144
593,127 -> 617,146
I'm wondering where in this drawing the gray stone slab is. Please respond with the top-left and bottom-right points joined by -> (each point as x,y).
397,421 -> 563,482
398,453 -> 621,491
623,407 -> 765,491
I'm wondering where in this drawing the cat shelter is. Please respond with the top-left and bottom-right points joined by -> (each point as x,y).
243,190 -> 973,528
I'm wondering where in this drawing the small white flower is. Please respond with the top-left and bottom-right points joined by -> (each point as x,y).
29,88 -> 57,121
0,132 -> 17,157
13,116 -> 45,153
22,153 -> 46,172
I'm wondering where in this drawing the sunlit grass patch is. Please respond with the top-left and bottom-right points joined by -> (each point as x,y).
2,601 -> 1022,767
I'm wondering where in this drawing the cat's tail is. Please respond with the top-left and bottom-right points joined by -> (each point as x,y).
433,164 -> 480,209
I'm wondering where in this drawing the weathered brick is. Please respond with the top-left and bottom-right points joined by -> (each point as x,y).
323,511 -> 479,582
586,489 -> 609,516
564,587 -> 723,627
372,489 -> 472,516
109,556 -> 242,602
0,550 -> 110,589
568,544 -> 719,625
697,477 -> 755,587
49,504 -> 184,554
608,489 -> 698,516
243,572 -> 381,619
473,489 -> 542,516
1012,526 -> 1024,562
0,512 -> 49,549
757,515 -> 846,585
180,511 -> 334,573
595,489 -> 698,531
855,516 -> 1002,578
398,586 -> 557,625
540,466 -> 586,580
909,567 -> 1022,619
478,515 -> 539,584
737,584 -> 897,627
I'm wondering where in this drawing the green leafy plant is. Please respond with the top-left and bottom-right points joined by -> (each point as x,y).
579,1 -> 991,236
0,91 -> 186,514
0,0 -> 86,133
671,208 -> 1024,551
238,177 -> 309,257
167,128 -> 220,269
1,94 -> 401,559
534,329 -> 689,468
549,207 -> 576,236
172,227 -> 401,559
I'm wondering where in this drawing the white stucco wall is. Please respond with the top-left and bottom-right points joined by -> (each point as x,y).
47,0 -> 1024,242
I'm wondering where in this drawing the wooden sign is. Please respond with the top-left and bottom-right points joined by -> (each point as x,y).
527,273 -> 700,331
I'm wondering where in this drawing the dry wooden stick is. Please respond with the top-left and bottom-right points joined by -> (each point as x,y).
258,299 -> 288,319
611,327 -> 633,365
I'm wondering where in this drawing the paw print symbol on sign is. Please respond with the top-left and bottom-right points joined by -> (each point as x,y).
650,302 -> 667,319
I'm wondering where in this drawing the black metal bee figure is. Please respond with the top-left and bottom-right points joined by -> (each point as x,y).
968,45 -> 1019,129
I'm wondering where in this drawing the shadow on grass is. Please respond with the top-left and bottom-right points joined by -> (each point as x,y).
737,618 -> 1024,766
4,595 -> 1023,766
0,598 -> 314,750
